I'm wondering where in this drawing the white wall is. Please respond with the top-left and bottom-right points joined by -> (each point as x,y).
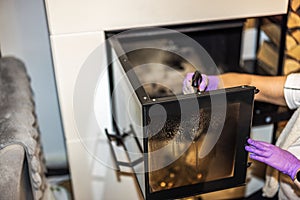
0,0 -> 67,167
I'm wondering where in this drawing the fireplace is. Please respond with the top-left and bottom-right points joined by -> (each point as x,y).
105,20 -> 256,200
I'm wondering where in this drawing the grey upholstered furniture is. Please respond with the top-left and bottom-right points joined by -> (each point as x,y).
0,57 -> 48,200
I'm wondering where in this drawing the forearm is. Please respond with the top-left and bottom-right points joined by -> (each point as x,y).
219,73 -> 287,106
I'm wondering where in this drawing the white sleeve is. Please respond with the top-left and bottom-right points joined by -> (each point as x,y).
284,73 -> 300,109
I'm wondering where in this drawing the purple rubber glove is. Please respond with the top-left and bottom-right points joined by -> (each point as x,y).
182,72 -> 219,94
245,138 -> 300,180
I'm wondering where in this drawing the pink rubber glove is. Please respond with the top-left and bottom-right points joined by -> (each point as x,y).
245,138 -> 300,180
182,72 -> 219,94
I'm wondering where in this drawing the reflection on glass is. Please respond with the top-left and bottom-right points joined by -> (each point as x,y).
148,104 -> 240,192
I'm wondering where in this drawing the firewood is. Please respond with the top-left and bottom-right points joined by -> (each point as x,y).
262,23 -> 297,50
257,41 -> 278,75
291,29 -> 300,43
288,11 -> 300,29
291,0 -> 300,12
286,44 -> 300,60
284,58 -> 300,74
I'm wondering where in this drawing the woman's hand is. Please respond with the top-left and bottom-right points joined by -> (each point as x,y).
182,72 -> 219,94
245,138 -> 300,180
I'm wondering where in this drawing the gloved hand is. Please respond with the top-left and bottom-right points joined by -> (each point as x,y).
182,72 -> 219,94
245,138 -> 300,180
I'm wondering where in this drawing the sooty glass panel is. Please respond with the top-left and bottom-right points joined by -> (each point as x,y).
148,103 -> 240,192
